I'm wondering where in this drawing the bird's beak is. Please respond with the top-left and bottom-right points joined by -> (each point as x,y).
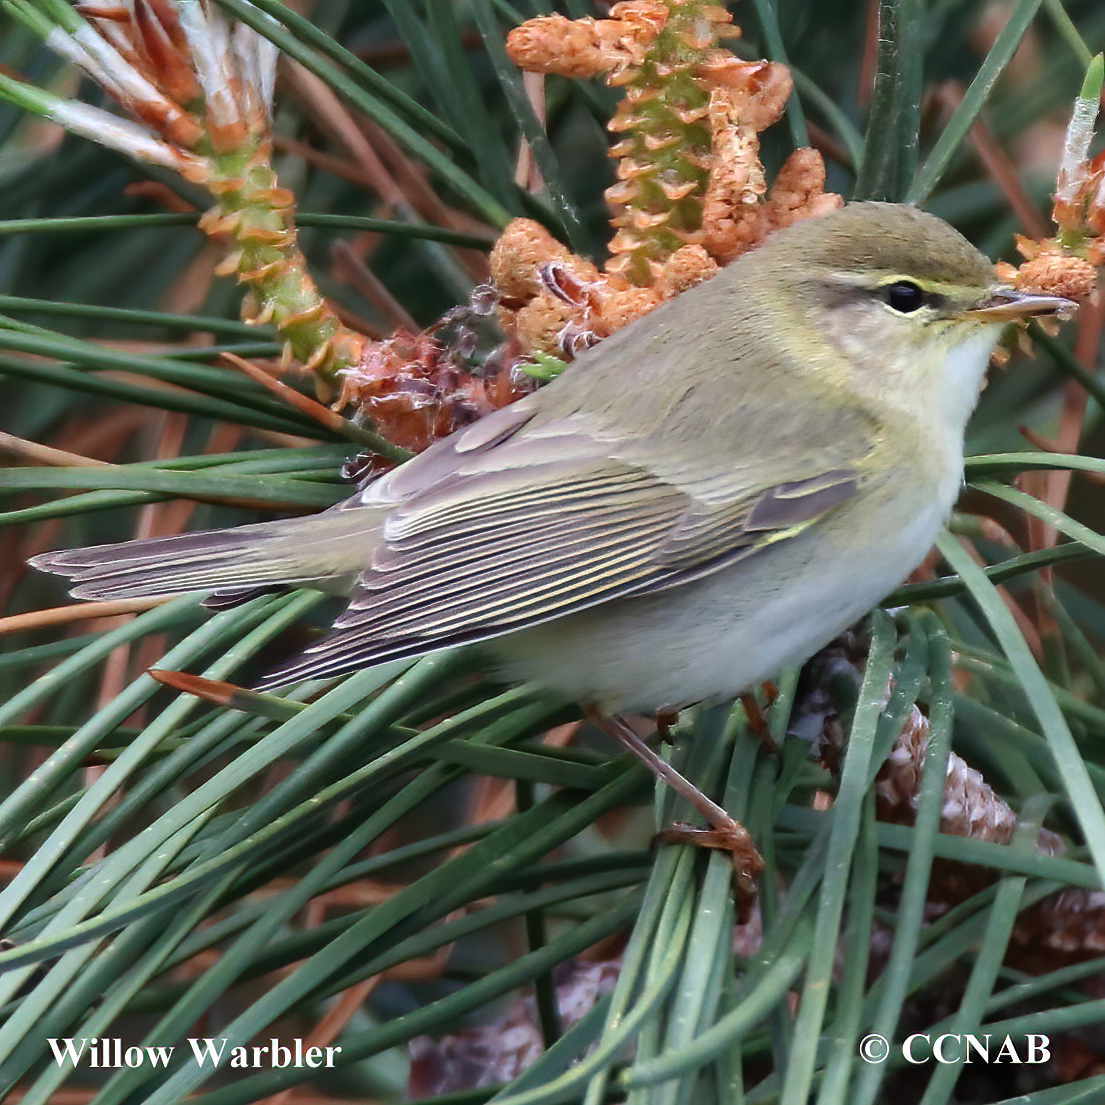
966,287 -> 1078,323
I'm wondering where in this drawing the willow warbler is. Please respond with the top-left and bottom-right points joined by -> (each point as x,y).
34,202 -> 1071,713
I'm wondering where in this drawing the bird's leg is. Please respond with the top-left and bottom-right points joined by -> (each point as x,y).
587,709 -> 763,919
655,707 -> 680,743
597,712 -> 732,823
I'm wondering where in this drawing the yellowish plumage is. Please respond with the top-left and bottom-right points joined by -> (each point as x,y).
32,203 -> 1071,711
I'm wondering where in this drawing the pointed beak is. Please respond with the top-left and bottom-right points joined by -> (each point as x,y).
966,287 -> 1078,323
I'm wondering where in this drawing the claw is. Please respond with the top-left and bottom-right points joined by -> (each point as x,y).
740,681 -> 779,753
586,707 -> 764,919
655,822 -> 764,922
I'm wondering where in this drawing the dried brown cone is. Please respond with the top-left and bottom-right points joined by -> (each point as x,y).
1012,887 -> 1105,972
875,711 -> 1020,912
875,705 -> 1023,845
337,293 -> 528,456
876,705 -> 1105,971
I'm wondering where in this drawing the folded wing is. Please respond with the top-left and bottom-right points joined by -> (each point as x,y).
261,427 -> 860,685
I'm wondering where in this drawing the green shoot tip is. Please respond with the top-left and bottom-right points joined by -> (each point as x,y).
1079,54 -> 1104,104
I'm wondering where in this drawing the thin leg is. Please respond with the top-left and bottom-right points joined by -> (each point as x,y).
592,711 -> 732,826
656,707 -> 680,743
587,708 -> 764,918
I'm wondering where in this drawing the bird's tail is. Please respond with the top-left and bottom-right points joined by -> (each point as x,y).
30,508 -> 380,602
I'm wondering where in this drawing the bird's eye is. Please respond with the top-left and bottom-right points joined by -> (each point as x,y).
882,281 -> 926,314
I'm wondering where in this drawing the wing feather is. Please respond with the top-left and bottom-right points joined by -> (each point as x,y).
340,515 -> 677,633
359,507 -> 673,606
261,439 -> 862,686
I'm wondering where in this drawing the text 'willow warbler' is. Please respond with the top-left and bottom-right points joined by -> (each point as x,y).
33,202 -> 1072,870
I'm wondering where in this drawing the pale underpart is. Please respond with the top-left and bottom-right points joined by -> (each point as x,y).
494,327 -> 1000,712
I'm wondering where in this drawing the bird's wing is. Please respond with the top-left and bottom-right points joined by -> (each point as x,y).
262,402 -> 870,685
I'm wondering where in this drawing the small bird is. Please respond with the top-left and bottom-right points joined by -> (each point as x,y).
31,202 -> 1072,895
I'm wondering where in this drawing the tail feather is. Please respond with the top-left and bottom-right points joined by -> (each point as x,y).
31,510 -> 379,601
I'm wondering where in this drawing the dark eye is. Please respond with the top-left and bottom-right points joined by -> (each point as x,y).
882,281 -> 926,313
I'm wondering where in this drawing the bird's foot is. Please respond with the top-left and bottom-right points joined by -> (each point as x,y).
739,680 -> 780,753
588,708 -> 763,918
655,822 -> 763,922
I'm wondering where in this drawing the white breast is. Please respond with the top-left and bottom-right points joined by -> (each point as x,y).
495,328 -> 1002,712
